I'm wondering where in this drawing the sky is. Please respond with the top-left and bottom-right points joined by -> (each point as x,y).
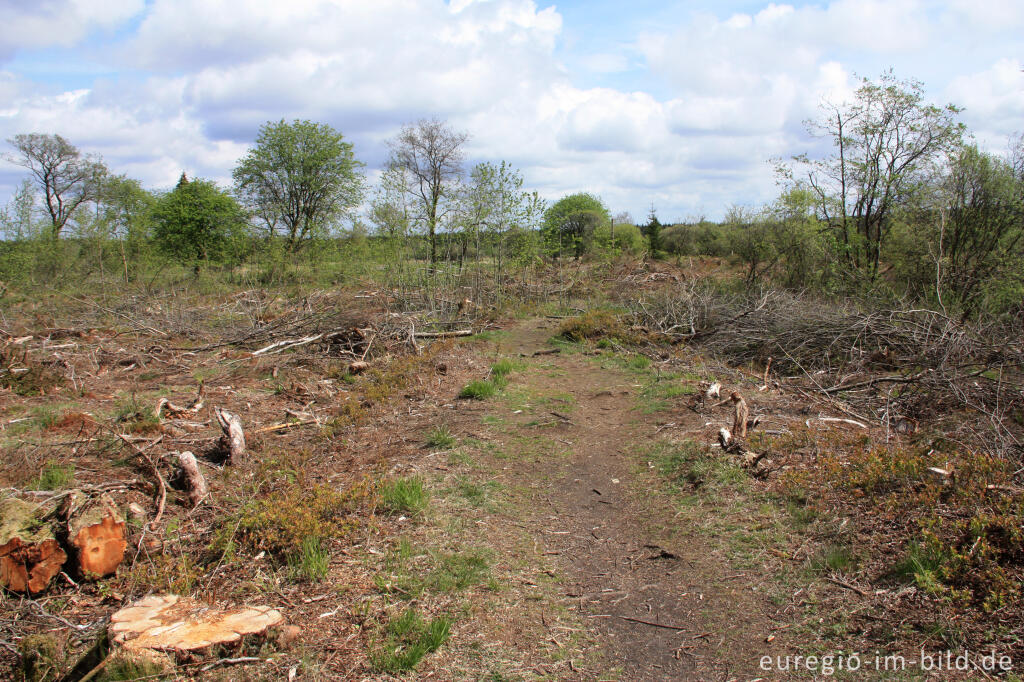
0,0 -> 1021,223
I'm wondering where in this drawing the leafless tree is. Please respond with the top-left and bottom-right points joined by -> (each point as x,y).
5,133 -> 105,238
387,119 -> 468,265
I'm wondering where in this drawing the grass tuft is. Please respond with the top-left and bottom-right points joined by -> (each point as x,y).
369,608 -> 452,673
288,536 -> 331,582
380,476 -> 429,516
32,460 -> 74,491
459,379 -> 498,400
425,425 -> 457,449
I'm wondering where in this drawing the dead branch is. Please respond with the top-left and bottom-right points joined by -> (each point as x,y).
412,329 -> 473,338
114,433 -> 166,529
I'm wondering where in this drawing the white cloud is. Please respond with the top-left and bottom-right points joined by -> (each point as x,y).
0,0 -> 143,60
946,59 -> 1024,151
1,0 -> 1022,222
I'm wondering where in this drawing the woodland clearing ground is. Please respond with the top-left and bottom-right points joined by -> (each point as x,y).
2,270 -> 1021,680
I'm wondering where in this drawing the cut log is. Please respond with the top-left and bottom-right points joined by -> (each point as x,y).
348,361 -> 369,374
0,498 -> 67,593
214,407 -> 246,463
175,451 -> 207,507
109,595 -> 284,657
64,493 -> 126,579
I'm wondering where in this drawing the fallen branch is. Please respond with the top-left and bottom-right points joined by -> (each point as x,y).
114,433 -> 166,529
252,333 -> 324,356
825,575 -> 869,596
412,329 -> 473,339
617,615 -> 688,631
806,417 -> 868,429
256,419 -> 317,434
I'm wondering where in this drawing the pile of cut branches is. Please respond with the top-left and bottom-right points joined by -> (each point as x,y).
630,281 -> 1024,459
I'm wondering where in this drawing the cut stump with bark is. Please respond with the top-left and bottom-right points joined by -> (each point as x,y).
64,493 -> 126,579
0,498 -> 67,593
109,595 -> 284,657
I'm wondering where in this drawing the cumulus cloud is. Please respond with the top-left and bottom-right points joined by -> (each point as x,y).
0,0 -> 143,61
0,0 -> 1021,221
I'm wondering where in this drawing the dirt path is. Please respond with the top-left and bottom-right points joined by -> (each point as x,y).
454,318 -> 778,680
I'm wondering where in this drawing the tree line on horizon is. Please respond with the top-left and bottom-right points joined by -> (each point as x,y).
0,71 -> 1022,317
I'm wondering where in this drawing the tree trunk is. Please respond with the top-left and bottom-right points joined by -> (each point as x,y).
0,498 -> 67,593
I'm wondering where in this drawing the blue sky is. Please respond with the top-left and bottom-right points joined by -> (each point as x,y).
1,0 -> 1022,224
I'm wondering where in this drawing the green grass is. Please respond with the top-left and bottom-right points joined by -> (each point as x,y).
452,477 -> 504,510
376,544 -> 493,598
653,440 -> 747,493
113,395 -> 161,433
380,475 -> 428,512
288,536 -> 331,582
890,540 -> 948,594
369,608 -> 452,673
807,544 -> 858,574
425,425 -> 457,449
490,358 -> 517,378
32,460 -> 74,490
380,477 -> 429,516
459,379 -> 499,400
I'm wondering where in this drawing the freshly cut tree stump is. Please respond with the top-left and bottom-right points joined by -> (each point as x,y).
109,595 -> 284,656
0,498 -> 67,593
64,493 -> 126,579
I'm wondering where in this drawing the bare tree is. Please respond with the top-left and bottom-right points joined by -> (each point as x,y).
5,133 -> 105,239
387,119 -> 468,265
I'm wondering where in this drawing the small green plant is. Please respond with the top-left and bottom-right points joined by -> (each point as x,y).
626,354 -> 651,370
113,396 -> 161,434
459,379 -> 498,400
488,358 -> 517,388
425,425 -> 457,449
892,540 -> 947,595
369,608 -> 452,673
97,655 -> 167,681
808,544 -> 857,574
32,460 -> 74,491
288,536 -> 331,582
380,476 -> 429,516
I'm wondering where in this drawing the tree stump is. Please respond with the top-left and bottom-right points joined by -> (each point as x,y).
109,595 -> 284,657
174,451 -> 208,507
63,493 -> 126,579
214,407 -> 246,463
0,498 -> 67,593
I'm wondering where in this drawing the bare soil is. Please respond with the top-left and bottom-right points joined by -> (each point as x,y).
431,317 -> 787,680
